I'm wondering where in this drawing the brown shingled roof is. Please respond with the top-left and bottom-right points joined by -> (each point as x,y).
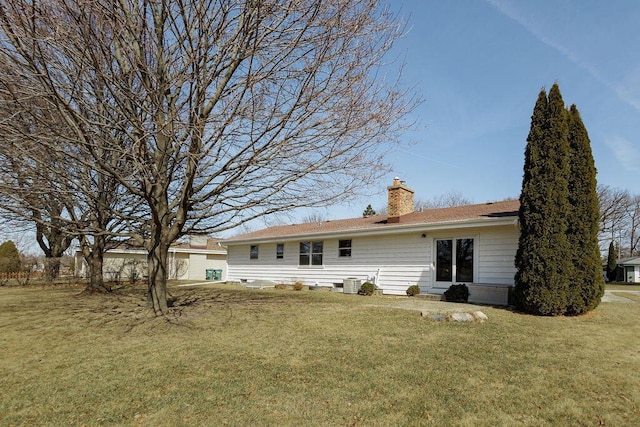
225,199 -> 520,242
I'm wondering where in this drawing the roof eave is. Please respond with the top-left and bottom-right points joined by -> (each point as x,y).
224,216 -> 519,245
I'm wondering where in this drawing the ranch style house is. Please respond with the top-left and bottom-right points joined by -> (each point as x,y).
224,178 -> 520,305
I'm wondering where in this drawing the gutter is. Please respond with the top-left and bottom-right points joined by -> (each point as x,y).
224,217 -> 519,245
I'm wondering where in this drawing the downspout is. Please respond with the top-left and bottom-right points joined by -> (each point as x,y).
169,248 -> 176,280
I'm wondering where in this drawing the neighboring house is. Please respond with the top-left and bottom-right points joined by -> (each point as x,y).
616,257 -> 640,283
75,236 -> 228,282
224,178 -> 520,305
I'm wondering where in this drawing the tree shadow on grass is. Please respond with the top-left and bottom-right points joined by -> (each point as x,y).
70,284 -> 311,333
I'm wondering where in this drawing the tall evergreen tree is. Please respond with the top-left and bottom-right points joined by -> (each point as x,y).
566,104 -> 604,313
606,241 -> 618,282
514,84 -> 572,315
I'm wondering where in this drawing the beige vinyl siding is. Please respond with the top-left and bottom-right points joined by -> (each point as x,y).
227,224 -> 519,296
476,226 -> 518,285
172,253 -> 190,280
187,253 -> 207,280
77,247 -> 227,282
206,254 -> 228,281
174,252 -> 227,281
227,233 -> 432,295
102,252 -> 147,281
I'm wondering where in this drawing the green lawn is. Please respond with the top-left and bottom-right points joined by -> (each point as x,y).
1,283 -> 639,426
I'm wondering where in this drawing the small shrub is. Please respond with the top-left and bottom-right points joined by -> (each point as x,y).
406,285 -> 420,297
358,281 -> 376,296
444,284 -> 469,303
292,282 -> 304,291
274,284 -> 288,290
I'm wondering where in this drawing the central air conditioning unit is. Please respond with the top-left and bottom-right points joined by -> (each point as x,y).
343,278 -> 362,294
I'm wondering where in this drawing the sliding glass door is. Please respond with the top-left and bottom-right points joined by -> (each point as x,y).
435,238 -> 474,284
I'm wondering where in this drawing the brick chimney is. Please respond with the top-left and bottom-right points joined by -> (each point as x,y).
387,177 -> 414,223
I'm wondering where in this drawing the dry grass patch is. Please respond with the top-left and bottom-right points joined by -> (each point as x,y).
606,284 -> 640,291
1,284 -> 639,426
613,292 -> 640,303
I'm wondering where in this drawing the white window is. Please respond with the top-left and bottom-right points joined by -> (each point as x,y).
435,238 -> 474,283
300,241 -> 323,266
276,243 -> 284,259
339,240 -> 352,257
250,245 -> 259,260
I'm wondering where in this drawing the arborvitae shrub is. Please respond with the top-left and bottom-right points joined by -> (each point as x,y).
444,284 -> 469,303
515,84 -> 572,315
565,104 -> 604,314
358,281 -> 376,296
406,285 -> 420,296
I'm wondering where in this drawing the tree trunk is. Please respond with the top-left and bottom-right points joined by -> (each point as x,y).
147,241 -> 169,315
80,237 -> 111,292
90,252 -> 104,289
44,256 -> 61,281
36,223 -> 73,281
89,250 -> 108,291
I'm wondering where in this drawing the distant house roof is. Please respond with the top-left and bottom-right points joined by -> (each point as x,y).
225,200 -> 520,244
107,237 -> 226,254
618,257 -> 640,266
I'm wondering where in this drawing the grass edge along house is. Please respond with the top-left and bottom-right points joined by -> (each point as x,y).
224,178 -> 520,305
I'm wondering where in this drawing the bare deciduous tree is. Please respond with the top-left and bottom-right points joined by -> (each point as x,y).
0,61 -> 138,289
597,184 -> 640,258
624,195 -> 640,256
415,191 -> 472,210
301,211 -> 328,223
0,137 -> 76,279
0,0 -> 416,314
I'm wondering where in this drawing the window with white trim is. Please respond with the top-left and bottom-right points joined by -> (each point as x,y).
299,241 -> 323,266
435,238 -> 474,283
338,239 -> 352,257
250,245 -> 259,260
276,243 -> 284,259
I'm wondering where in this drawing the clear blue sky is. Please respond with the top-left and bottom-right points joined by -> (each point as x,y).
302,0 -> 640,221
5,1 -> 640,246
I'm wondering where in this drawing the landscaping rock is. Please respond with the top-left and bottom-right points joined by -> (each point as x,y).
472,311 -> 488,321
448,312 -> 475,322
421,312 -> 483,322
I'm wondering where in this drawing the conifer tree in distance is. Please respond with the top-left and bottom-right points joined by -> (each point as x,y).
514,84 -> 572,315
606,241 -> 617,282
362,204 -> 376,217
566,104 -> 604,313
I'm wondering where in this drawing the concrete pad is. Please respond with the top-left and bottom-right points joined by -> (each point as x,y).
177,281 -> 224,287
245,280 -> 277,289
601,290 -> 635,303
